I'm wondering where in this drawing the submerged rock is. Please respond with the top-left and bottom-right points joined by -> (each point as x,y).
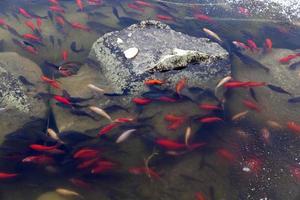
89,20 -> 230,98
0,52 -> 48,142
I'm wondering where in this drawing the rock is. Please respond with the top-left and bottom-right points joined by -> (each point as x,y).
89,20 -> 230,99
0,52 -> 48,143
124,47 -> 139,59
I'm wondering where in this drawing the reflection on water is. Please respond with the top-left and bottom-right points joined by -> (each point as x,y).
0,0 -> 300,200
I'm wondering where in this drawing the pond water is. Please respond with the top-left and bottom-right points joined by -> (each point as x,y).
0,0 -> 300,200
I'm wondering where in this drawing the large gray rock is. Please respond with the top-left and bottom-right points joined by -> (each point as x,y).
89,20 -> 230,97
0,52 -> 48,142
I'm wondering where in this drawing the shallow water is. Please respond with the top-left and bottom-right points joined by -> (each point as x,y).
0,0 -> 300,200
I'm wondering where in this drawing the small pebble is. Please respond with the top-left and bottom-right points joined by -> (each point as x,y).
124,47 -> 139,59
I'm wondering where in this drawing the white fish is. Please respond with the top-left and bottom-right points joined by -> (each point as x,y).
124,47 -> 138,59
87,84 -> 105,93
56,188 -> 82,198
116,129 -> 136,143
203,28 -> 222,42
184,126 -> 192,146
214,76 -> 232,96
47,128 -> 64,144
266,120 -> 282,130
232,110 -> 249,121
89,106 -> 112,122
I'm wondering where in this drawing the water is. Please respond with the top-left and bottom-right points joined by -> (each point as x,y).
0,0 -> 300,200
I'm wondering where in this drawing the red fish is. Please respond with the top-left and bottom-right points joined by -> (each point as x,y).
0,172 -> 18,180
53,95 -> 71,105
199,103 -> 222,111
156,139 -> 186,150
244,81 -> 266,87
167,119 -> 185,130
22,155 -> 54,165
242,99 -> 260,112
49,6 -> 65,13
25,45 -> 38,55
19,8 -> 32,18
195,192 -> 206,200
48,0 -> 59,5
223,81 -> 248,88
290,166 -> 300,181
132,97 -> 152,105
199,117 -> 223,123
25,20 -> 35,31
135,1 -> 154,8
69,178 -> 91,189
244,158 -> 262,174
29,144 -> 58,151
77,158 -> 100,169
55,16 -> 65,26
144,79 -> 165,85
128,167 -> 160,179
36,18 -> 42,31
156,15 -> 173,21
97,123 -> 119,136
0,18 -> 7,27
157,96 -> 177,103
70,22 -> 91,32
287,121 -> 300,134
87,0 -> 103,5
217,148 -> 236,162
232,41 -> 250,50
76,0 -> 84,11
73,148 -> 99,159
194,13 -> 214,23
41,75 -> 60,89
176,78 -> 187,94
22,33 -> 41,42
91,161 -> 116,174
61,50 -> 68,61
247,39 -> 259,52
114,117 -> 135,123
279,54 -> 299,64
264,38 -> 272,52
164,114 -> 184,122
127,3 -> 145,12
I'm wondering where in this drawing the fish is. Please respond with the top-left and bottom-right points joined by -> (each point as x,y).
87,84 -> 104,93
234,51 -> 270,72
267,84 -> 292,96
176,78 -> 187,94
214,76 -> 231,95
73,148 -> 99,159
156,14 -> 173,21
18,76 -> 35,86
116,129 -> 136,143
156,139 -> 186,150
29,144 -> 59,151
264,38 -> 272,52
135,0 -> 154,8
289,61 -> 300,70
232,41 -> 249,50
53,95 -> 72,105
7,26 -> 22,37
199,117 -> 223,123
266,120 -> 282,129
288,96 -> 300,103
91,160 -> 117,174
247,39 -> 259,52
70,41 -> 84,53
203,28 -> 222,42
242,99 -> 260,112
22,155 -> 54,165
231,110 -> 249,121
279,54 -> 300,64
69,178 -> 91,189
132,97 -> 152,105
199,103 -> 222,111
217,148 -> 236,161
184,126 -> 192,146
55,188 -> 82,198
70,22 -> 91,32
76,0 -> 84,11
194,13 -> 214,23
89,106 -> 112,121
195,192 -> 206,200
41,76 -> 60,89
98,123 -> 119,136
144,79 -> 165,85
70,109 -> 97,120
49,35 -> 55,47
287,121 -> 300,134
127,3 -> 145,12
47,128 -> 64,143
128,167 -> 160,179
0,172 -> 18,180
61,50 -> 68,61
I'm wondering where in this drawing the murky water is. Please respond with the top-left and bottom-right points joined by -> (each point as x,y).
0,0 -> 300,200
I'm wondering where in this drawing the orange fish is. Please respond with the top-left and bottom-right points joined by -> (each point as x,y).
264,38 -> 272,52
144,79 -> 165,85
199,103 -> 222,111
25,20 -> 35,31
199,117 -> 223,123
217,148 -> 236,162
175,78 -> 187,94
128,167 -> 160,179
53,95 -> 71,105
41,75 -> 60,89
62,50 -> 68,61
247,39 -> 259,52
287,121 -> 300,134
279,54 -> 299,64
132,97 -> 152,105
195,192 -> 206,200
242,99 -> 260,112
76,0 -> 84,11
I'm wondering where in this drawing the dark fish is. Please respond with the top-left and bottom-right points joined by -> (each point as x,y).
86,21 -> 116,33
62,90 -> 93,103
0,39 -> 4,52
59,131 -> 94,144
57,38 -> 62,47
70,41 -> 84,53
18,76 -> 35,86
70,109 -> 97,120
249,88 -> 258,102
288,96 -> 300,103
77,5 -> 102,12
49,35 -> 55,47
234,51 -> 270,72
47,11 -> 53,22
34,92 -> 54,100
142,91 -> 173,99
267,84 -> 292,96
289,61 -> 300,70
85,58 -> 101,69
44,60 -> 60,70
87,12 -> 109,18
6,25 -> 21,37
104,105 -> 129,113
12,13 -> 21,22
104,89 -> 129,97
26,10 -> 47,19
188,87 -> 205,94
112,7 -> 119,19
12,38 -> 24,49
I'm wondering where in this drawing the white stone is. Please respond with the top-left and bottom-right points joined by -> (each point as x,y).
124,47 -> 139,59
